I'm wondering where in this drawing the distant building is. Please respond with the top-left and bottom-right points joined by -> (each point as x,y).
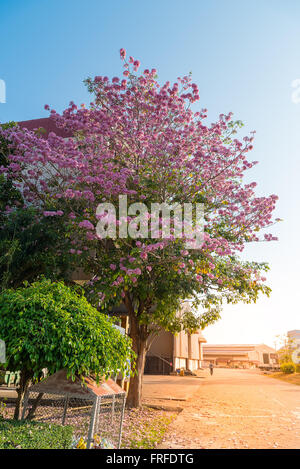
203,344 -> 279,369
287,330 -> 300,342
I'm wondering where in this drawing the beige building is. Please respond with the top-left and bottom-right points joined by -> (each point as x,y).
145,302 -> 207,374
145,328 -> 207,374
203,344 -> 279,369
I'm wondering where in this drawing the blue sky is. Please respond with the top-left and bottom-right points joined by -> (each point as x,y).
1,0 -> 299,347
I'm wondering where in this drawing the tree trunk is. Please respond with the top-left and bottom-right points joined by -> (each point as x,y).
14,369 -> 32,420
126,335 -> 147,408
123,293 -> 149,408
126,308 -> 149,408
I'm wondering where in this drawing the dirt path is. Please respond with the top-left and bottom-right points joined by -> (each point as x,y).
146,369 -> 300,449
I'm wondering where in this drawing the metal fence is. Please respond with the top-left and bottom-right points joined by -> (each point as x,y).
22,391 -> 125,449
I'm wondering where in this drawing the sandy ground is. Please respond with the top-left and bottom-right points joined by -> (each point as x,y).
1,369 -> 299,448
143,368 -> 300,449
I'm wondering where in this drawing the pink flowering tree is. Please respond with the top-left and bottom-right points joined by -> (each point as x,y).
0,49 -> 278,407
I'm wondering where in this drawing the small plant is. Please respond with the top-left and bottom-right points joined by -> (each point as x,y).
280,362 -> 296,374
72,436 -> 87,449
71,434 -> 115,449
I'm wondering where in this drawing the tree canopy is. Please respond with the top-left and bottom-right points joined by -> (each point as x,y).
0,49 -> 279,406
0,123 -> 75,290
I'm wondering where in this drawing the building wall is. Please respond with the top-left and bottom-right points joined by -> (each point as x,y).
190,334 -> 201,360
146,329 -> 206,373
252,344 -> 279,366
203,353 -> 250,366
173,358 -> 187,370
174,330 -> 189,359
147,331 -> 173,358
187,359 -> 199,371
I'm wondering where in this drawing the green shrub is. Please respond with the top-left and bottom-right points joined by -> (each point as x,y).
0,418 -> 73,449
295,364 -> 300,373
0,278 -> 134,419
280,362 -> 296,374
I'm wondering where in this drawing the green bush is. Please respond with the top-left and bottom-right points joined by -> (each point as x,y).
280,362 -> 296,374
0,278 -> 134,419
0,418 -> 73,449
0,278 -> 134,380
295,364 -> 300,373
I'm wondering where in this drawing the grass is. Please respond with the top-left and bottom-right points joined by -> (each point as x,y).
0,400 -> 177,449
121,407 -> 176,449
0,417 -> 73,449
268,372 -> 300,386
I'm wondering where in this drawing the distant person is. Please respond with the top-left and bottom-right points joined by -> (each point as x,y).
209,362 -> 214,375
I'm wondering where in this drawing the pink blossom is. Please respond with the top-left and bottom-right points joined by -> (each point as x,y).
120,48 -> 126,59
0,48 -> 278,304
79,220 -> 94,230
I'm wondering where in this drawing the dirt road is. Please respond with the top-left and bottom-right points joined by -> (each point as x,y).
144,369 -> 300,449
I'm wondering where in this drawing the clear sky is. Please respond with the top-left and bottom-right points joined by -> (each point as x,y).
0,0 -> 299,348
